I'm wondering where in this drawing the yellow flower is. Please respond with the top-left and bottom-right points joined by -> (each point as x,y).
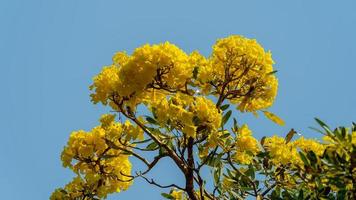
90,65 -> 120,105
112,51 -> 129,66
293,136 -> 325,156
264,135 -> 300,166
170,189 -> 184,200
234,152 -> 254,165
192,96 -> 222,132
150,93 -> 221,138
100,113 -> 116,128
119,42 -> 192,95
183,125 -> 197,138
90,42 -> 193,112
58,114 -> 137,198
209,35 -> 278,112
233,124 -> 260,164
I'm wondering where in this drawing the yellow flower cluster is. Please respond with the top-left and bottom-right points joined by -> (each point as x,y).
90,65 -> 120,105
170,189 -> 184,200
264,136 -> 299,165
293,136 -> 325,156
51,175 -> 124,200
196,35 -> 278,112
90,42 -> 193,111
90,35 -> 278,115
51,176 -> 91,200
233,124 -> 260,164
264,135 -> 325,166
121,42 -> 192,92
151,93 -> 221,138
53,114 -> 144,199
189,51 -> 213,94
191,96 -> 222,133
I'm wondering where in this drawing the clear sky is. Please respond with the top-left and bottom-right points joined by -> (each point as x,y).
1,0 -> 355,199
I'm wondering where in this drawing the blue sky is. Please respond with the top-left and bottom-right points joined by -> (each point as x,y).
1,0 -> 355,199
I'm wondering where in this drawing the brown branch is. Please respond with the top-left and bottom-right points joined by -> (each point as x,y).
215,81 -> 229,108
105,139 -> 150,166
140,153 -> 168,176
197,146 -> 218,170
106,138 -> 169,178
185,137 -> 198,200
111,97 -> 188,175
138,173 -> 185,191
261,183 -> 277,197
226,152 -> 259,197
118,138 -> 155,152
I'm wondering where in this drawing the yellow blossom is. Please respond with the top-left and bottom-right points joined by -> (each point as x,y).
208,35 -> 278,112
233,124 -> 260,164
264,135 -> 300,166
56,114 -> 141,199
170,189 -> 184,200
293,136 -> 325,156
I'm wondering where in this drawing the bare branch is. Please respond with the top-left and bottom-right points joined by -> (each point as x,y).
138,173 -> 185,191
111,97 -> 188,175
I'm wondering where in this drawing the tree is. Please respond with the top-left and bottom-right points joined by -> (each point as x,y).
51,35 -> 356,200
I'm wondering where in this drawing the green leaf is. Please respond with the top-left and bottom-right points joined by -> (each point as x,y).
341,127 -> 347,139
308,126 -> 325,135
146,142 -> 159,150
267,70 -> 278,75
220,104 -> 230,111
336,153 -> 346,164
151,107 -> 158,119
207,157 -> 219,167
260,136 -> 266,146
221,110 -> 232,126
161,193 -> 174,199
282,190 -> 292,199
245,165 -> 255,179
132,138 -> 151,144
299,152 -> 309,166
337,190 -> 346,200
213,168 -> 221,184
192,67 -> 199,79
147,127 -> 162,136
297,189 -> 304,200
145,116 -> 158,125
220,133 -> 231,140
233,118 -> 239,132
271,187 -> 281,199
306,150 -> 317,163
226,168 -> 234,179
285,129 -> 297,143
314,118 -> 333,135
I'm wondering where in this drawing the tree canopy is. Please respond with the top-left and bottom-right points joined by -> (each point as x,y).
51,35 -> 356,200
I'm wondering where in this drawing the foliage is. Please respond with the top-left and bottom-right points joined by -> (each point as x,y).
51,35 -> 355,200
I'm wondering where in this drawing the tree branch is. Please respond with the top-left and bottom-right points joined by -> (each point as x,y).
138,173 -> 185,191
111,97 -> 188,175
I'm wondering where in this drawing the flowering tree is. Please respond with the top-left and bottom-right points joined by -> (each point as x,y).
51,35 -> 356,200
